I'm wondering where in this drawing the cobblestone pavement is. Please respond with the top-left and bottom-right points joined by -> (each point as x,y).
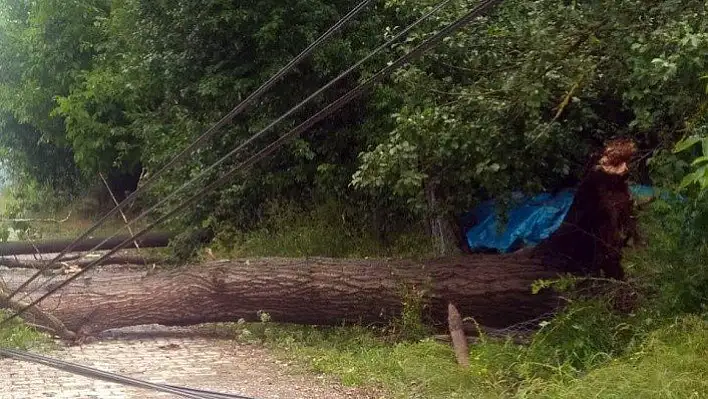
0,326 -> 379,399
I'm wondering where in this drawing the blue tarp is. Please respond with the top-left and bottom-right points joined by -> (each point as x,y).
464,185 -> 659,253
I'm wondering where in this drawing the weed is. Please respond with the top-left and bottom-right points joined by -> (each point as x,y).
0,310 -> 53,350
385,283 -> 432,342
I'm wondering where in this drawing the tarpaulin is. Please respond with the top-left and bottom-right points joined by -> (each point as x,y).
464,185 -> 662,253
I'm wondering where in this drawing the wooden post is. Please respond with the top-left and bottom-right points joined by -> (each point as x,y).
447,303 -> 469,368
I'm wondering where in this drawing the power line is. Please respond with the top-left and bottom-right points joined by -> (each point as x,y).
4,0 -> 374,302
0,347 -> 257,399
13,0 -> 456,304
1,0 -> 504,326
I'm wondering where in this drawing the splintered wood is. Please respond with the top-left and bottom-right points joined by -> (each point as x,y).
447,303 -> 469,368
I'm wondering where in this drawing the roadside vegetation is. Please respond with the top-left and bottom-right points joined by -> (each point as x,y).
221,200 -> 708,398
0,310 -> 52,350
0,0 -> 707,397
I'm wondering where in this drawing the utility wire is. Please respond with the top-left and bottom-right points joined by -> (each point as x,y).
1,0 -> 504,326
13,0 -> 456,304
0,348 -> 257,399
5,0 -> 374,302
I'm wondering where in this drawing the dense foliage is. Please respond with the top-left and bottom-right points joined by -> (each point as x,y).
0,0 -> 706,250
1,2 -> 706,397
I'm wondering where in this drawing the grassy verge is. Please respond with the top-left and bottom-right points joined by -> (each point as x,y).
518,315 -> 708,398
223,322 -> 504,398
0,310 -> 53,350
12,210 -> 149,241
222,312 -> 706,399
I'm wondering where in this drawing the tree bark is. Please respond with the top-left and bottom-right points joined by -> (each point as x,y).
425,181 -> 460,256
43,255 -> 561,336
0,280 -> 75,340
448,303 -> 469,367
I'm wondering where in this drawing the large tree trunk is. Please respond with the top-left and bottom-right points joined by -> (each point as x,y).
10,139 -> 638,338
44,255 -> 561,336
425,181 -> 460,256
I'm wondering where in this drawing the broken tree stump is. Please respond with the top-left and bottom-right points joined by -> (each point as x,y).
448,303 -> 469,367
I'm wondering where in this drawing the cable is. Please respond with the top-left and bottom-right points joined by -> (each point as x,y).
165,386 -> 256,399
0,0 -> 504,327
0,348 -> 257,399
13,0 -> 456,303
1,348 -> 254,398
5,0 -> 374,302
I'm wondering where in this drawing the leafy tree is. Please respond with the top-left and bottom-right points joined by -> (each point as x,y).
0,0 -> 109,188
1,0 -> 706,255
353,0 -> 708,252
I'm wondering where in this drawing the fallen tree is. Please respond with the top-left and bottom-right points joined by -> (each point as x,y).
7,139 -> 638,339
46,255 -> 563,336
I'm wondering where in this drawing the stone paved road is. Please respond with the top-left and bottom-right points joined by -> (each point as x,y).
0,326 -> 378,399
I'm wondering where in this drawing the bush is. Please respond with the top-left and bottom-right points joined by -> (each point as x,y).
626,199 -> 708,317
520,300 -> 635,378
2,181 -> 71,219
212,199 -> 434,259
518,315 -> 708,398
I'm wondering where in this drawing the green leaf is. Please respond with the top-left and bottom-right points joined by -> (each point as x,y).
679,169 -> 705,189
673,136 -> 702,154
699,172 -> 708,190
690,156 -> 708,167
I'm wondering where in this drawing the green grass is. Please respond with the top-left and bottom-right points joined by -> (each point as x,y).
0,311 -> 53,350
0,190 -> 10,214
518,315 -> 708,398
223,314 -> 707,399
225,322 -> 508,398
16,209 -> 149,241
212,200 -> 434,259
0,182 -> 152,242
7,189 -> 152,241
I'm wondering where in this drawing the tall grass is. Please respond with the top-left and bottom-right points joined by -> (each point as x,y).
212,200 -> 434,259
224,310 -> 705,398
517,316 -> 708,398
0,181 -> 150,241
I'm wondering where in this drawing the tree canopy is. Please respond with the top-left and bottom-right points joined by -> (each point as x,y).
0,0 -> 706,252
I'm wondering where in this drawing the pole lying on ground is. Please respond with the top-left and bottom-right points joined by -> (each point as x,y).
0,232 -> 173,256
